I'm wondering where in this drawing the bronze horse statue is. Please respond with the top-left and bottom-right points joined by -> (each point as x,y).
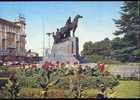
52,14 -> 83,44
60,14 -> 83,37
71,14 -> 83,37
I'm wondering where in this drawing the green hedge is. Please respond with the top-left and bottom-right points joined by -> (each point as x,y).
0,77 -> 9,88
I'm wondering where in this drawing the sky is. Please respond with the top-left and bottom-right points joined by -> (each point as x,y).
0,1 -> 123,56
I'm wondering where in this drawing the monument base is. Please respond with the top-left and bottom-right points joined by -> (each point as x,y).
46,37 -> 87,64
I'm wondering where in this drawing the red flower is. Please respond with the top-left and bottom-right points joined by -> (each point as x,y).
98,63 -> 105,73
42,61 -> 51,70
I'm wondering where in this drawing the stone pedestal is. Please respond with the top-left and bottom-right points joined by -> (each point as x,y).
47,37 -> 80,64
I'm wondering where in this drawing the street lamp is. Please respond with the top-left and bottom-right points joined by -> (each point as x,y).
46,33 -> 52,49
46,32 -> 53,56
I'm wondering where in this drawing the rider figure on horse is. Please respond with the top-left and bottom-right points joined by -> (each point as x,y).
53,15 -> 82,43
65,16 -> 71,27
64,16 -> 72,38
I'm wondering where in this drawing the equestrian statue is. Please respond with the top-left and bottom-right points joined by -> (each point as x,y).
52,14 -> 83,44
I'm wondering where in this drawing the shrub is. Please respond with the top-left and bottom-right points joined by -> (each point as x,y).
2,65 -> 120,98
107,75 -> 119,87
0,78 -> 9,89
116,74 -> 121,80
15,68 -> 46,88
2,75 -> 22,98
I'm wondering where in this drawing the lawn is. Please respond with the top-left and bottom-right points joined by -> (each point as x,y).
111,80 -> 140,98
19,88 -> 65,98
19,88 -> 43,98
83,88 -> 98,98
19,81 -> 140,98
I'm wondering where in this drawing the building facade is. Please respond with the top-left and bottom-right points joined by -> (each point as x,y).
0,17 -> 26,61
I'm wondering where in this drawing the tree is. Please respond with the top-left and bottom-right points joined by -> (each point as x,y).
112,1 -> 140,61
81,41 -> 94,56
113,1 -> 140,47
81,38 -> 112,63
81,1 -> 140,63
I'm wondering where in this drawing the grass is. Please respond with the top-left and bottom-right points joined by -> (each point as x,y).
111,80 -> 140,98
19,87 -> 98,98
83,88 -> 98,98
6,67 -> 21,73
0,66 -> 20,74
19,88 -> 65,98
0,77 -> 9,80
19,88 -> 43,98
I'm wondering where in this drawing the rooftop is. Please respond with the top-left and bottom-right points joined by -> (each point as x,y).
0,18 -> 21,28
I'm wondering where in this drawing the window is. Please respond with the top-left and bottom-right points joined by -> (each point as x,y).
2,24 -> 5,32
2,39 -> 5,49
